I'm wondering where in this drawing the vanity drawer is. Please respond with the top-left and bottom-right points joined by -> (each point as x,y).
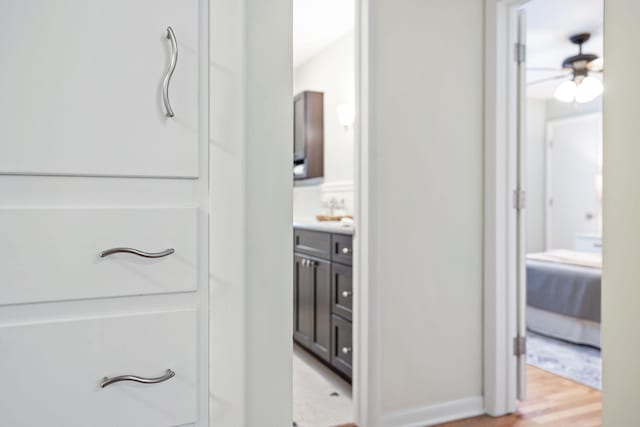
0,208 -> 198,305
331,314 -> 353,379
332,263 -> 353,321
0,310 -> 197,427
331,233 -> 353,265
294,228 -> 331,259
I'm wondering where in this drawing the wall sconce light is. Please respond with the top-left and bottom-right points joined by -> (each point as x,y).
336,103 -> 355,129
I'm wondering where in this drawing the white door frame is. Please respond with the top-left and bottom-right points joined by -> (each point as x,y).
288,0 -> 375,424
354,0 -> 370,424
484,0 -> 529,416
354,0 -> 376,424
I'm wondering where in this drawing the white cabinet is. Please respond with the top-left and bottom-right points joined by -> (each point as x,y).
0,208 -> 198,305
0,310 -> 197,427
0,0 -> 200,178
0,1 -> 209,425
575,234 -> 603,253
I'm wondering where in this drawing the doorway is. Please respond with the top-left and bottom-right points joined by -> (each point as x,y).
291,1 -> 361,426
522,0 -> 603,399
485,0 -> 604,417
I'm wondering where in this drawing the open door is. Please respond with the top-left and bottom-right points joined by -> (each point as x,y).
515,8 -> 528,402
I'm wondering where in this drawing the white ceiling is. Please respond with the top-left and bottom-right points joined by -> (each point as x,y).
525,0 -> 603,99
293,0 -> 355,68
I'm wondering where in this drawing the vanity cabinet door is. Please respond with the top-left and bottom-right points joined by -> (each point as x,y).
293,255 -> 313,348
0,0 -> 199,178
310,258 -> 331,362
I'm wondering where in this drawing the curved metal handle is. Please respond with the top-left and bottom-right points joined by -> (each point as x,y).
100,369 -> 175,388
162,26 -> 178,117
100,247 -> 175,259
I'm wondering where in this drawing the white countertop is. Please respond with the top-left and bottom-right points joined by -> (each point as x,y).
293,220 -> 354,235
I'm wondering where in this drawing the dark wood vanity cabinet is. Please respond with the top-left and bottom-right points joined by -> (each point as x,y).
293,255 -> 313,348
293,227 -> 353,380
293,253 -> 331,362
293,91 -> 324,180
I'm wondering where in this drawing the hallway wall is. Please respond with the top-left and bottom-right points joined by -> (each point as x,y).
368,0 -> 484,424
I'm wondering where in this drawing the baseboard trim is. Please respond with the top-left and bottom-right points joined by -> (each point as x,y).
380,396 -> 484,427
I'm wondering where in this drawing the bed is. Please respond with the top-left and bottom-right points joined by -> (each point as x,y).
526,250 -> 602,348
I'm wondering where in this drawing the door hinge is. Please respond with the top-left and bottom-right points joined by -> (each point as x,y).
513,189 -> 526,210
514,42 -> 526,64
514,336 -> 527,357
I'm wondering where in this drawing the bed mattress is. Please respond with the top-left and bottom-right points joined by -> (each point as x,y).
526,253 -> 601,323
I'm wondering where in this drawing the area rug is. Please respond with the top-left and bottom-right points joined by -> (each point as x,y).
526,330 -> 601,389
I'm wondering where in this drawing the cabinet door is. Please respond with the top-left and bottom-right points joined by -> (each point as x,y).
293,255 -> 313,348
0,0 -> 199,178
310,259 -> 331,362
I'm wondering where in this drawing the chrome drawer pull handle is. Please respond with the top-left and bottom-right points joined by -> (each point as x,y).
100,369 -> 175,388
162,26 -> 178,117
99,247 -> 175,259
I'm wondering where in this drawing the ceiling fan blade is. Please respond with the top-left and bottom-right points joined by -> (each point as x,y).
527,66 -> 570,72
588,57 -> 604,72
527,74 -> 570,86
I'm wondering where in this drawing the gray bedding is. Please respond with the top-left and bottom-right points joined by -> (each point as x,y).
527,259 -> 601,323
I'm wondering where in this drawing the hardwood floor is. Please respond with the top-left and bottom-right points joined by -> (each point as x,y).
437,365 -> 601,427
337,365 -> 601,427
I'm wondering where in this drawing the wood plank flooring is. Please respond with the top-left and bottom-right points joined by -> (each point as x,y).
336,365 -> 601,427
437,366 -> 601,427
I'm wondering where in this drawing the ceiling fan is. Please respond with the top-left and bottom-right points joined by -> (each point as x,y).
528,33 -> 603,103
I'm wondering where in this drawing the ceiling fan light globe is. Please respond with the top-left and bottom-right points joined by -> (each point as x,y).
575,76 -> 604,103
554,80 -> 577,103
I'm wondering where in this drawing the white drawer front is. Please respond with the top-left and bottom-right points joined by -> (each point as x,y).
0,208 -> 198,305
574,235 -> 603,253
0,310 -> 197,427
0,0 -> 200,178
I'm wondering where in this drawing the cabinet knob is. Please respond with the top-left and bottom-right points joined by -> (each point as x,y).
341,290 -> 353,298
341,346 -> 352,355
341,247 -> 352,255
301,259 -> 316,268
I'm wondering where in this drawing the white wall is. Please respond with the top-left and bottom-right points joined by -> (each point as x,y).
602,1 -> 640,425
209,0 -> 292,426
546,97 -> 602,121
293,32 -> 355,219
369,0 -> 484,424
526,98 -> 547,253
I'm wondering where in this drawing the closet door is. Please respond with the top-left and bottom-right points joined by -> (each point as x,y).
0,0 -> 199,178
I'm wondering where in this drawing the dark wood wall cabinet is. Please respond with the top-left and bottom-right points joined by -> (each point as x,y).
293,91 -> 324,180
293,227 -> 353,380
